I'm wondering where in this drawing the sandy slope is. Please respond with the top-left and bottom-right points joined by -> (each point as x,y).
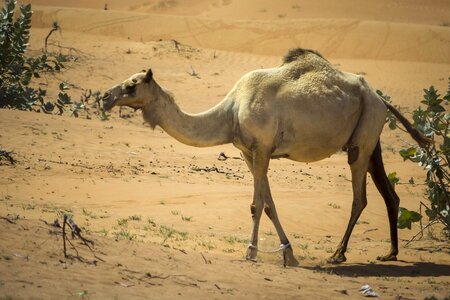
27,5 -> 450,63
1,0 -> 450,299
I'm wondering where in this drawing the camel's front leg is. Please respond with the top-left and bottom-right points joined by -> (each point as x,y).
244,150 -> 298,266
245,150 -> 268,262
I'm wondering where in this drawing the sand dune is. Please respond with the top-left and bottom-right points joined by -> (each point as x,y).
29,5 -> 450,63
24,0 -> 450,25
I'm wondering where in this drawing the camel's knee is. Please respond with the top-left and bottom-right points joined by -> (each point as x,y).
250,203 -> 263,219
250,204 -> 256,217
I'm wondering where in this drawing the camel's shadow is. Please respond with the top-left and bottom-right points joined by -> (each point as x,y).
305,261 -> 450,278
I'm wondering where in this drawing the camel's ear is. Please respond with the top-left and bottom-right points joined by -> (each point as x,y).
144,69 -> 153,83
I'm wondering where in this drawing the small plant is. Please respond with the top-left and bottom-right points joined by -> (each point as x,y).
159,225 -> 188,244
82,208 -> 97,219
299,243 -> 309,250
223,235 -> 246,245
328,203 -> 341,209
21,203 -> 36,210
113,229 -> 136,241
147,217 -> 157,227
78,290 -> 88,299
198,239 -> 215,250
128,214 -> 142,221
181,215 -> 193,222
117,218 -> 128,227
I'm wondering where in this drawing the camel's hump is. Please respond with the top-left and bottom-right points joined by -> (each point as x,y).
282,48 -> 326,64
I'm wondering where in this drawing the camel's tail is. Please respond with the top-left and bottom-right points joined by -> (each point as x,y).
383,101 -> 431,149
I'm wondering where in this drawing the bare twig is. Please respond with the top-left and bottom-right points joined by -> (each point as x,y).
200,252 -> 211,264
172,39 -> 180,53
188,66 -> 199,77
60,214 -> 105,262
363,228 -> 378,234
0,150 -> 16,165
62,215 -> 68,257
405,220 -> 439,247
45,21 -> 61,53
191,165 -> 244,179
0,215 -> 17,224
217,152 -> 243,161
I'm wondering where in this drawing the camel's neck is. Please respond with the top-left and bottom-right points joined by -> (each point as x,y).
143,85 -> 235,147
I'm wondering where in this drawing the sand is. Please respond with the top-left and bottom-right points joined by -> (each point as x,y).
1,0 -> 449,299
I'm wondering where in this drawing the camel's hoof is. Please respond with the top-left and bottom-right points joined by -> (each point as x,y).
327,253 -> 347,264
376,253 -> 397,262
246,245 -> 258,262
283,246 -> 299,267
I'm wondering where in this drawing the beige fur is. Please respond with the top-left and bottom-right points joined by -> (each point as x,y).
103,49 -> 394,266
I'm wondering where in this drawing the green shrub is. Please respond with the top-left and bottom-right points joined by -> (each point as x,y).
0,0 -> 108,120
381,80 -> 450,235
0,0 -> 64,111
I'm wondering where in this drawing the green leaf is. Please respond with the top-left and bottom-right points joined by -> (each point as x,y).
397,207 -> 421,229
387,172 -> 399,187
57,92 -> 71,105
388,117 -> 397,130
430,104 -> 445,114
399,147 -> 417,161
43,101 -> 54,113
59,82 -> 69,91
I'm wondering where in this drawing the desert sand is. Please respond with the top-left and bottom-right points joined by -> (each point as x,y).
1,0 -> 449,299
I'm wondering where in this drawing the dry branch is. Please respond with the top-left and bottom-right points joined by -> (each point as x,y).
54,214 -> 105,263
0,215 -> 17,224
0,149 -> 16,165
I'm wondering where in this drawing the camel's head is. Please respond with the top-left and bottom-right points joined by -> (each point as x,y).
102,69 -> 154,111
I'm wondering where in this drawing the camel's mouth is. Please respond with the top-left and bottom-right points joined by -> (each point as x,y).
102,90 -> 116,111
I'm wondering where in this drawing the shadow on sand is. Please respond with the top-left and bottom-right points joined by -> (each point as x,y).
305,261 -> 450,278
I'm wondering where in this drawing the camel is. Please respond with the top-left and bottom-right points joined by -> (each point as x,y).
102,48 -> 429,266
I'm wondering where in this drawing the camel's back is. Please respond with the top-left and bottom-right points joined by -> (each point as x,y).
238,49 -> 362,105
236,49 -> 364,121
233,49 -> 369,161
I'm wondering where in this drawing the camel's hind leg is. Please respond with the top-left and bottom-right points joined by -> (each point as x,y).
328,80 -> 388,264
328,156 -> 369,264
368,141 -> 399,261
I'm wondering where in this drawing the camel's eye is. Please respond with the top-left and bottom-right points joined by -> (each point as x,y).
126,83 -> 136,93
132,78 -> 138,83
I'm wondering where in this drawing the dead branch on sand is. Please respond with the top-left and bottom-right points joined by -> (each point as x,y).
62,214 -> 105,262
0,149 -> 16,165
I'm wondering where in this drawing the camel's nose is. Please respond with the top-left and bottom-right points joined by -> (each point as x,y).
103,90 -> 111,100
102,90 -> 115,111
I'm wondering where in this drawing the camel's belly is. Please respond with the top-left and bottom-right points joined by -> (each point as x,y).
272,143 -> 342,162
